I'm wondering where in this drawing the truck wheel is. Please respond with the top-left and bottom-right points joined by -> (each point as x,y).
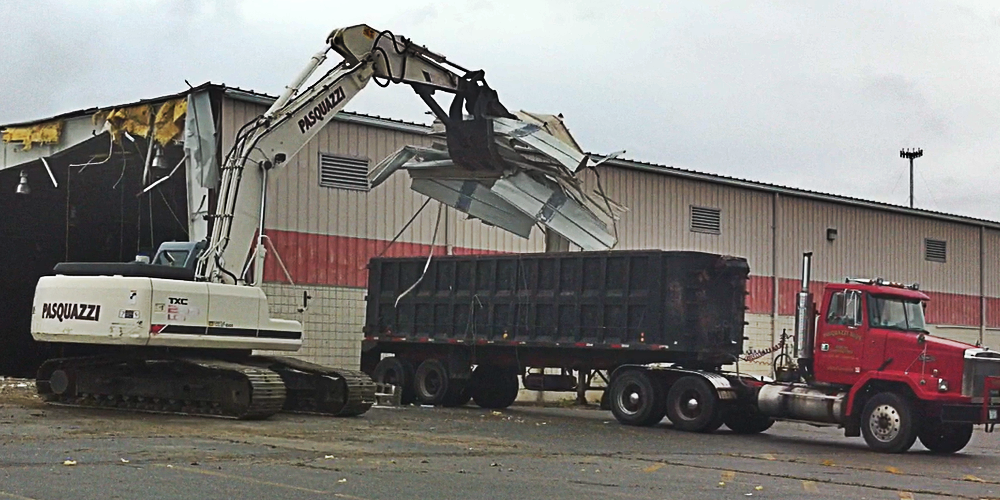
442,380 -> 472,407
666,376 -> 721,433
471,365 -> 519,409
918,420 -> 973,454
373,357 -> 415,404
414,359 -> 450,405
723,405 -> 775,434
608,370 -> 666,426
860,392 -> 917,453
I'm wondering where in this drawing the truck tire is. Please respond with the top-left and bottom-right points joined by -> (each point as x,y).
373,357 -> 415,404
471,365 -> 519,409
666,376 -> 721,433
860,392 -> 917,453
414,359 -> 450,405
918,420 -> 973,454
442,380 -> 472,407
723,405 -> 775,434
608,369 -> 666,426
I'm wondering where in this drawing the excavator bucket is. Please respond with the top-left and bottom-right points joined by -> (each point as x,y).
444,118 -> 505,173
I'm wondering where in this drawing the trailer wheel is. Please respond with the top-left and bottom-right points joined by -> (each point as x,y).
471,365 -> 519,409
723,405 -> 775,434
608,370 -> 666,426
373,357 -> 415,404
918,420 -> 973,454
414,359 -> 450,405
860,392 -> 917,453
666,376 -> 721,433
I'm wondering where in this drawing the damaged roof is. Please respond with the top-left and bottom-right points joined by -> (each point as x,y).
2,83 -> 996,230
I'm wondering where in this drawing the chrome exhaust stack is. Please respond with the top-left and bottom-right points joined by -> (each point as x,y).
793,252 -> 816,375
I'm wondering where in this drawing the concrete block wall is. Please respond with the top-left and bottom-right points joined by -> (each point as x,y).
259,283 -> 366,370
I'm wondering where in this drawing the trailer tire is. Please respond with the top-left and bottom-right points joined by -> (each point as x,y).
373,357 -> 415,404
608,370 -> 666,426
860,392 -> 917,453
666,376 -> 721,433
471,365 -> 519,409
918,420 -> 973,454
414,359 -> 450,405
723,405 -> 775,434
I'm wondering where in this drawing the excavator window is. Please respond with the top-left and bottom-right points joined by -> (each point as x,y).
154,250 -> 189,268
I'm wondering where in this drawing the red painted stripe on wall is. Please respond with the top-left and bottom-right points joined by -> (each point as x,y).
263,230 -> 451,288
745,275 -> 773,315
263,231 -> 995,327
988,298 -> 1000,329
922,291 -> 981,327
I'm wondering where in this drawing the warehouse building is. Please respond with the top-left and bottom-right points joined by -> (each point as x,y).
1,83 -> 998,379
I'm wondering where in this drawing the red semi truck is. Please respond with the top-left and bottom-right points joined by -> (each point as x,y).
608,252 -> 1000,453
363,251 -> 1000,453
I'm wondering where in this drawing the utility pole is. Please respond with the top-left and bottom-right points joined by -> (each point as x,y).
900,148 -> 923,208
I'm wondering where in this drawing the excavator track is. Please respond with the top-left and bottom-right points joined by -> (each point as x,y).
250,356 -> 376,417
36,355 -> 286,420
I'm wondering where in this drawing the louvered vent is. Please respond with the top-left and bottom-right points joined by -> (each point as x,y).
319,153 -> 370,191
925,238 -> 947,263
690,206 -> 721,234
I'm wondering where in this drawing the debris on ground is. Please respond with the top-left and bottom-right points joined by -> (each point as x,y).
0,377 -> 36,395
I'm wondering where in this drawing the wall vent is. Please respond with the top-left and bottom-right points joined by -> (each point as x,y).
319,153 -> 370,191
925,238 -> 946,263
690,206 -> 721,234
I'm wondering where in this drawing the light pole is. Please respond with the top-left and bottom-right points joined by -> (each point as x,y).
900,148 -> 923,208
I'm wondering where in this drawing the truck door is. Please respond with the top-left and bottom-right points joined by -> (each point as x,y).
813,289 -> 866,385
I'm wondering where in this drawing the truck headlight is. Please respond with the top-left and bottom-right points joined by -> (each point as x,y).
938,378 -> 949,392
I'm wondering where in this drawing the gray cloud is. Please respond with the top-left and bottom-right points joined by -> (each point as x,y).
1,0 -> 998,220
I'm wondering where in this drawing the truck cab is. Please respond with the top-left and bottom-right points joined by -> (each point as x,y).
803,278 -> 1000,452
814,280 -> 932,386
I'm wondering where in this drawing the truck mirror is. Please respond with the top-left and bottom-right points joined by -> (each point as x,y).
917,333 -> 926,344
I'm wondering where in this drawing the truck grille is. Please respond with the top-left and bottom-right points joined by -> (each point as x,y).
962,348 -> 1000,400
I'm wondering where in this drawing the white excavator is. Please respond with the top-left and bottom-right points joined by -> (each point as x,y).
30,25 -> 612,419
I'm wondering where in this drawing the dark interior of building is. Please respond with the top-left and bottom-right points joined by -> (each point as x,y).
0,133 -> 188,376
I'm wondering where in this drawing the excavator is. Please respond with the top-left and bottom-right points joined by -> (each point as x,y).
29,25 -> 612,419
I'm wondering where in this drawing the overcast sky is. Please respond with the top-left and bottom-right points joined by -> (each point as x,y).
2,1 -> 998,221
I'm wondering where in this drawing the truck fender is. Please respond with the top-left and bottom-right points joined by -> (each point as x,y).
845,372 -> 920,417
609,365 -> 737,401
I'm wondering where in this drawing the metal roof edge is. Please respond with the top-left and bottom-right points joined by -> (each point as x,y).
0,82 -> 216,129
605,158 -> 1000,230
222,87 -> 432,135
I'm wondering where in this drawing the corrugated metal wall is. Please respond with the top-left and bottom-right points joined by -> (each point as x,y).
582,166 -> 774,274
775,196 -> 982,291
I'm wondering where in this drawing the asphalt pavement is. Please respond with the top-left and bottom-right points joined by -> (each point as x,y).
2,392 -> 999,500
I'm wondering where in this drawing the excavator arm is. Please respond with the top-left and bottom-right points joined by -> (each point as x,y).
199,25 -> 512,284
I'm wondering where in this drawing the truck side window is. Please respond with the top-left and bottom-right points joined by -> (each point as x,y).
827,293 -> 845,324
843,291 -> 862,327
827,291 -> 862,327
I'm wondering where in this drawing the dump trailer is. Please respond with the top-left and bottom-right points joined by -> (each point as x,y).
362,251 -> 1000,453
361,250 -> 749,408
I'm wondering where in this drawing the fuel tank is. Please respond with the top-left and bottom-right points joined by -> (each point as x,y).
757,383 -> 846,424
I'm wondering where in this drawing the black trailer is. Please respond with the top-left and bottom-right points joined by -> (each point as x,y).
361,250 -> 749,409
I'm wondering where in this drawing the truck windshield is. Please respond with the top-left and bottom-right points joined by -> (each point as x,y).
868,295 -> 927,332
